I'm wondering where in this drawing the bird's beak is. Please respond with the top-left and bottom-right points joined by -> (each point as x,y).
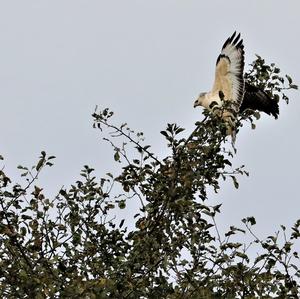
193,100 -> 199,108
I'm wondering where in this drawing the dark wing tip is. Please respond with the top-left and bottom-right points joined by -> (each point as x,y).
222,32 -> 236,49
233,33 -> 241,45
218,32 -> 244,67
221,31 -> 243,51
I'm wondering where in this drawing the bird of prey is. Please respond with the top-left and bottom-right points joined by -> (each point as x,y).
194,32 -> 279,128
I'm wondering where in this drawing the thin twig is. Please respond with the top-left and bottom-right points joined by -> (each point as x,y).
99,119 -> 163,166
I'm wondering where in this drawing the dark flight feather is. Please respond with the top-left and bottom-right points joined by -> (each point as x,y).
240,82 -> 279,118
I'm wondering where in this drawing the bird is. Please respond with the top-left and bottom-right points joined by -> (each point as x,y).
194,32 -> 279,133
240,82 -> 279,118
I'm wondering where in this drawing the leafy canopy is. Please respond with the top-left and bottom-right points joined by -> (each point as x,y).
0,56 -> 298,298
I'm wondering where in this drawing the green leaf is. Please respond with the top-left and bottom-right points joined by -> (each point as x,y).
160,131 -> 169,138
212,204 -> 222,213
202,210 -> 214,217
235,252 -> 249,262
118,200 -> 126,209
286,74 -> 293,84
119,219 -> 125,228
36,158 -> 45,171
114,151 -> 120,162
20,227 -> 27,236
254,254 -> 268,264
230,176 -> 239,189
253,111 -> 261,120
284,241 -> 293,252
242,216 -> 256,226
175,127 -> 185,134
247,216 -> 256,226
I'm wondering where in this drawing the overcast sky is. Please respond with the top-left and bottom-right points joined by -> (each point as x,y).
1,1 -> 299,242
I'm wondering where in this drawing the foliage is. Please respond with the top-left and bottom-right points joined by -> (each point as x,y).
0,57 -> 298,298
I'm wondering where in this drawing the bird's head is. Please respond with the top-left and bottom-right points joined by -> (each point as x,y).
194,92 -> 207,108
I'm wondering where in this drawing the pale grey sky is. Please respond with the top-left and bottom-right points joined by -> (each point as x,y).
1,1 -> 299,240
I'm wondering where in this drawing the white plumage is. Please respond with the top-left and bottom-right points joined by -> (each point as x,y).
194,32 -> 279,138
194,32 -> 245,113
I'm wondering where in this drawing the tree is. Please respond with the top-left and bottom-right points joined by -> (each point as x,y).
0,56 -> 298,298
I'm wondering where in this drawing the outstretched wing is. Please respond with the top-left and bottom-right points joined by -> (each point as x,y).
240,82 -> 279,118
212,32 -> 245,111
